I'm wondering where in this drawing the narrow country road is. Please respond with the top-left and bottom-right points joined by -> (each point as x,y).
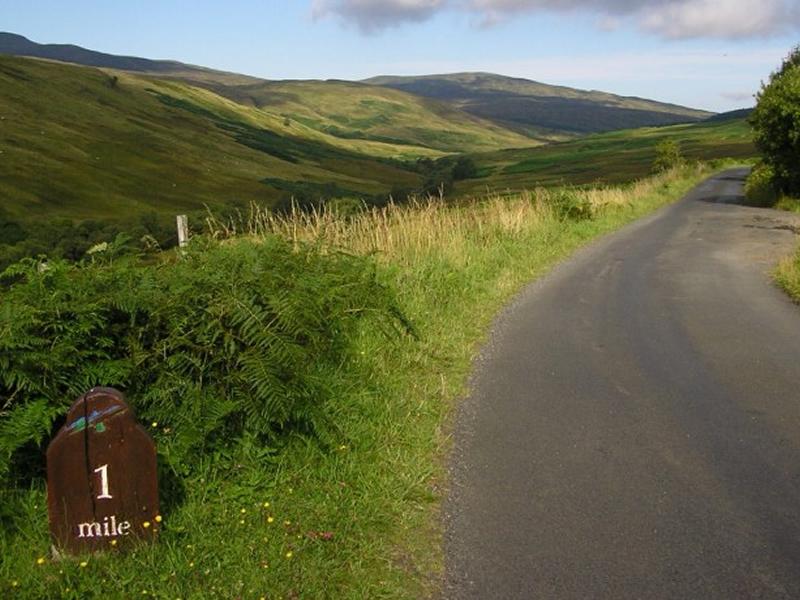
444,169 -> 800,599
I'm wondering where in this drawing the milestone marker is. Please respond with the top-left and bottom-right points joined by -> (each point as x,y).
47,387 -> 159,554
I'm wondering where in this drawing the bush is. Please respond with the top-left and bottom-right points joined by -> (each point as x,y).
744,163 -> 779,206
452,157 -> 478,181
551,188 -> 594,220
750,46 -> 800,195
652,139 -> 684,173
0,236 -> 410,486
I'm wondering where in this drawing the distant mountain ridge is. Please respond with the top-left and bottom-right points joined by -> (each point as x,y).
2,32 -> 714,139
0,32 -> 260,85
364,72 -> 713,135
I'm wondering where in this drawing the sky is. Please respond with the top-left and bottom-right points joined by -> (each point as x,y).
2,0 -> 798,112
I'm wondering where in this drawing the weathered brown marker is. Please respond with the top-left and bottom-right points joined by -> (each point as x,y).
47,387 -> 159,554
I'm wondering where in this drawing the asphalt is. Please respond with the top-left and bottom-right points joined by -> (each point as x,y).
444,169 -> 800,599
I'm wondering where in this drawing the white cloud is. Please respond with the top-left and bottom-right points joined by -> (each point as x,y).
311,0 -> 800,39
720,90 -> 756,103
311,0 -> 447,32
641,0 -> 794,39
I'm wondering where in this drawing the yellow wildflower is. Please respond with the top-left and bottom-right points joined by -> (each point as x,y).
36,557 -> 46,565
79,561 -> 88,568
143,521 -> 151,529
155,515 -> 163,523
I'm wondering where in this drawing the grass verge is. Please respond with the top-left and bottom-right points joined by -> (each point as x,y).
776,241 -> 800,303
2,162 -> 724,599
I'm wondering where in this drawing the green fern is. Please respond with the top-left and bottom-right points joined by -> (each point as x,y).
0,234 -> 411,490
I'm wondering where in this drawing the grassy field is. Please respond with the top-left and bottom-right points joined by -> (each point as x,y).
458,117 -> 756,194
1,162 -> 731,599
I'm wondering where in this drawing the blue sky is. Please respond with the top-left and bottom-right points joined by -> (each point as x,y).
2,0 -> 798,112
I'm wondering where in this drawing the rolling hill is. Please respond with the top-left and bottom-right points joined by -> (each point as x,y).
0,31 -> 259,86
4,32 -> 713,144
364,72 -> 713,136
0,33 -> 755,234
0,55 -> 425,222
195,78 -> 535,154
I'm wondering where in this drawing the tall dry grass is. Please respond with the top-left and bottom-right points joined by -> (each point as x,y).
206,166 -> 703,266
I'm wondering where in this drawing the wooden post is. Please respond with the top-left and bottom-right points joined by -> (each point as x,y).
47,388 -> 159,554
176,214 -> 189,248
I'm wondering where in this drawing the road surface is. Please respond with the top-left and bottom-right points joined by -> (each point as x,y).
444,169 -> 800,599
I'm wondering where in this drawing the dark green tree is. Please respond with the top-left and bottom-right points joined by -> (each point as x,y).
452,156 -> 478,181
749,46 -> 800,195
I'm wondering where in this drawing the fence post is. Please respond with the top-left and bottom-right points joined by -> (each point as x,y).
176,215 -> 189,248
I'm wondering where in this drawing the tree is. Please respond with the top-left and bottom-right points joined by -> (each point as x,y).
652,139 -> 684,173
452,156 -> 478,181
749,46 -> 800,195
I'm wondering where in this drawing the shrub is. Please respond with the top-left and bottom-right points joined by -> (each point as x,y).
750,46 -> 800,195
551,188 -> 594,220
744,163 -> 779,207
652,139 -> 684,173
0,236 -> 410,486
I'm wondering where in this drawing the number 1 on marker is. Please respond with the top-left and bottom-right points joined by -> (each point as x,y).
94,464 -> 113,499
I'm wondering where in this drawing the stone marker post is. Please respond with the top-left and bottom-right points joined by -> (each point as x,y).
47,387 -> 159,554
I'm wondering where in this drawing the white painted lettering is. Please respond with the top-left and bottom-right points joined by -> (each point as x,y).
77,522 -> 102,538
93,464 -> 112,499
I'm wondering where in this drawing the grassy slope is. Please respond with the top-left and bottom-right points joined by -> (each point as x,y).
0,55 -> 427,221
186,79 -> 537,154
1,164 -> 730,599
457,117 -> 756,194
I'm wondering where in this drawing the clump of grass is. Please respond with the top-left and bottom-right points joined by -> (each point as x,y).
776,249 -> 800,301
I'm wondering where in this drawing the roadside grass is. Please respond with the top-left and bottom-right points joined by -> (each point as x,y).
774,201 -> 800,303
1,162 -> 724,599
776,249 -> 800,302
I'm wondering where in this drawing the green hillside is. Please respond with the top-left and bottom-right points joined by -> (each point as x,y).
456,117 -> 755,194
0,56 -> 429,222
190,78 -> 536,154
365,72 -> 713,136
0,53 -> 754,232
3,33 -> 718,145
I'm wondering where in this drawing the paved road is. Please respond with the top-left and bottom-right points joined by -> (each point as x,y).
444,169 -> 800,599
